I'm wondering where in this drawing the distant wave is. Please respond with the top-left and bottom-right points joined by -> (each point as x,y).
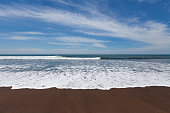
0,55 -> 170,60
100,57 -> 168,59
0,56 -> 101,60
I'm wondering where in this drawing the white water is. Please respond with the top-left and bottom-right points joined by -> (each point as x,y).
0,58 -> 170,90
0,56 -> 101,60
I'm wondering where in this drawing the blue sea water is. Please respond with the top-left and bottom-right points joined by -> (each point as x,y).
0,54 -> 170,89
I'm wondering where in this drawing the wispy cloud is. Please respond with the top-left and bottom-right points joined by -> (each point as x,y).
0,48 -> 93,54
0,3 -> 169,52
0,32 -> 43,40
137,0 -> 161,3
49,36 -> 107,48
14,32 -> 44,35
0,48 -> 44,54
93,43 -> 107,48
1,36 -> 39,40
48,42 -> 81,46
48,0 -> 101,16
55,37 -> 107,43
49,0 -> 74,6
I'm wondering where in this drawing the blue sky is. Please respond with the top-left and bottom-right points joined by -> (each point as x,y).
0,0 -> 169,54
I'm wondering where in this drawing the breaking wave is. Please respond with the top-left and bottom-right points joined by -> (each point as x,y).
0,56 -> 101,60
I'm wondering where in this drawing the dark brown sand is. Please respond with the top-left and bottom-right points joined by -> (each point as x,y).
0,86 -> 170,113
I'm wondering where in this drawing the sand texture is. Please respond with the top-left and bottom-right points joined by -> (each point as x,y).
0,86 -> 170,113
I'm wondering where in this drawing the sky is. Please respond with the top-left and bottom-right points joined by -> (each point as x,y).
0,0 -> 169,54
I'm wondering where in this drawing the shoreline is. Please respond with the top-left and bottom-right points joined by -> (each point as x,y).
0,86 -> 170,113
2,85 -> 170,90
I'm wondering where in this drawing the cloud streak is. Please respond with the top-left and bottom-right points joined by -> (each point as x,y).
0,36 -> 39,40
0,3 -> 169,52
49,36 -> 107,48
137,0 -> 161,3
0,48 -> 95,54
14,32 -> 44,35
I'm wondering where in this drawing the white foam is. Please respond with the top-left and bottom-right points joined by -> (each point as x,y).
0,56 -> 101,60
0,59 -> 170,90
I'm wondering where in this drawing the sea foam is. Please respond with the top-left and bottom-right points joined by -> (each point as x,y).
0,57 -> 170,89
0,56 -> 101,60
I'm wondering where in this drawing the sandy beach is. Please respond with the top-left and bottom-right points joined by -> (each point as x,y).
0,86 -> 170,113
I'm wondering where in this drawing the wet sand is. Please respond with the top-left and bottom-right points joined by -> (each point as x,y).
0,86 -> 170,113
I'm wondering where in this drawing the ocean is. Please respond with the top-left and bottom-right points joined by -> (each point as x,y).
0,54 -> 170,89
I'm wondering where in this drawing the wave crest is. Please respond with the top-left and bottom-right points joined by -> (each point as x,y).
0,56 -> 101,60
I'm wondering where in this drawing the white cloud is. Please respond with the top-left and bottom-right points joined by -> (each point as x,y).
49,0 -> 70,5
55,37 -> 107,43
0,4 -> 169,52
48,42 -> 81,46
50,36 -> 107,48
0,32 -> 42,40
0,48 -> 92,54
7,36 -> 39,40
93,43 -> 107,48
0,48 -> 44,54
14,32 -> 44,35
137,0 -> 161,3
